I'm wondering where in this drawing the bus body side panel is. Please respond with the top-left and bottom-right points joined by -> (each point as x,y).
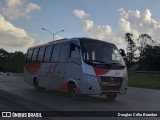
24,69 -> 33,85
55,62 -> 67,91
37,63 -> 52,89
24,62 -> 42,85
24,62 -> 59,90
56,62 -> 83,93
119,68 -> 128,94
81,62 -> 102,95
38,62 -> 62,90
47,63 -> 59,90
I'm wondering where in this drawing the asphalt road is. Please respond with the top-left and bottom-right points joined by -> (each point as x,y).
0,75 -> 160,120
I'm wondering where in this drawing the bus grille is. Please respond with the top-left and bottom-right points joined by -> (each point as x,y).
100,77 -> 123,91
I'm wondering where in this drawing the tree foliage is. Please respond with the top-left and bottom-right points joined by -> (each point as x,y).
124,33 -> 137,68
137,34 -> 160,71
125,33 -> 160,71
0,49 -> 25,72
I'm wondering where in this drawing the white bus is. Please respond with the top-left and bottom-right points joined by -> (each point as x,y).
24,37 -> 128,101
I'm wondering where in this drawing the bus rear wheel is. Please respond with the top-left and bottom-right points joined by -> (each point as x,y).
33,79 -> 45,92
68,83 -> 79,100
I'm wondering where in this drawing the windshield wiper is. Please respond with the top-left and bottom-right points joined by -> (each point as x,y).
85,60 -> 111,67
108,62 -> 125,68
86,60 -> 105,64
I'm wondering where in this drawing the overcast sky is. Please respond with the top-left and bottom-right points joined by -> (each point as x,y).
0,0 -> 160,53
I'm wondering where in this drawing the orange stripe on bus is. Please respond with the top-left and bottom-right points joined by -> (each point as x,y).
25,63 -> 42,74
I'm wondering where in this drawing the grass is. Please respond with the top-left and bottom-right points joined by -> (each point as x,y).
128,73 -> 160,90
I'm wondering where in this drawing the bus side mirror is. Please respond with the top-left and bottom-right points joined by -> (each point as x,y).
70,43 -> 75,51
69,43 -> 81,64
119,49 -> 126,57
70,43 -> 80,51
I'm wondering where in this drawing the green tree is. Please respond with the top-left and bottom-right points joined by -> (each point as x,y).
12,51 -> 25,72
137,34 -> 160,71
124,33 -> 137,68
137,34 -> 154,60
0,48 -> 25,72
0,49 -> 9,72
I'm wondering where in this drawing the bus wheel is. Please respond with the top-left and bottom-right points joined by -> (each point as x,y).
68,83 -> 79,100
106,94 -> 117,101
33,79 -> 45,92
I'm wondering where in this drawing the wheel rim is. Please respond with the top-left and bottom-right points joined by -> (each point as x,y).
68,84 -> 79,100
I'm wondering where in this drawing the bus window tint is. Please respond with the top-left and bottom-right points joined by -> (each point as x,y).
69,44 -> 81,63
26,49 -> 33,62
80,40 -> 125,66
59,44 -> 69,62
32,48 -> 39,62
37,47 -> 45,62
51,44 -> 61,62
112,49 -> 121,61
44,45 -> 53,62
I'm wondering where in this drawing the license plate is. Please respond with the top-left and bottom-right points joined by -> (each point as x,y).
107,82 -> 117,86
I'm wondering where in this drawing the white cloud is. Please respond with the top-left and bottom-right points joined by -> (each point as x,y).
83,19 -> 113,43
0,14 -> 40,51
119,18 -> 131,33
73,10 -> 89,19
118,8 -> 160,42
73,10 -> 121,46
0,0 -> 41,20
73,9 -> 160,49
25,3 -> 41,14
84,20 -> 94,30
143,9 -> 151,20
54,35 -> 64,40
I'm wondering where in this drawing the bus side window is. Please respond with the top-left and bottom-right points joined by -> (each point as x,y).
32,48 -> 39,62
37,47 -> 46,62
44,45 -> 54,62
69,43 -> 81,64
59,44 -> 69,62
26,49 -> 33,62
51,44 -> 61,62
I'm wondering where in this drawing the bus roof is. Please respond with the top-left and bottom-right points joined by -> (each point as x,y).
79,37 -> 114,45
28,37 -> 114,50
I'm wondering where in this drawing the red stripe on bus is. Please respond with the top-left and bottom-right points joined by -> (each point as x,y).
93,67 -> 110,76
57,82 -> 68,92
25,63 -> 42,74
57,82 -> 81,94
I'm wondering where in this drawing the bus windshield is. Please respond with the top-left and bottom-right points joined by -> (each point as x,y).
80,39 -> 125,68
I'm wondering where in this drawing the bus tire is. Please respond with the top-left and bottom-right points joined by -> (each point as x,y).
33,79 -> 45,92
68,83 -> 79,100
106,94 -> 117,101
